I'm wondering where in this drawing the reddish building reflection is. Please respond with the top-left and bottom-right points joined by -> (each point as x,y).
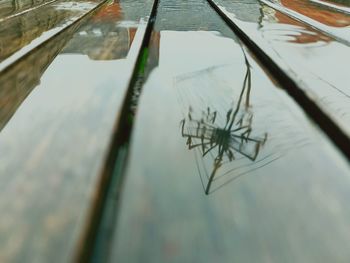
0,1 -> 142,131
62,1 -> 137,60
274,12 -> 333,43
265,0 -> 350,44
280,0 -> 350,27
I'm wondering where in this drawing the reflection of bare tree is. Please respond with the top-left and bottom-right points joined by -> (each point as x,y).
180,54 -> 267,194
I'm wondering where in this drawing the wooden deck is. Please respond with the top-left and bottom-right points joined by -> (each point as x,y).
0,0 -> 350,262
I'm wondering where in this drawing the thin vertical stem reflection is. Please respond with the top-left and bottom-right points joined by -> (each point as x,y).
180,50 -> 267,194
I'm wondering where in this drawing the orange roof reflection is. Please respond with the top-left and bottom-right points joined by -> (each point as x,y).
281,0 -> 350,27
92,1 -> 123,22
274,11 -> 333,43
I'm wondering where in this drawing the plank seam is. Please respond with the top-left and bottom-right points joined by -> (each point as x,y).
206,0 -> 350,160
74,0 -> 160,262
0,0 -> 59,24
0,0 -> 108,74
259,0 -> 350,46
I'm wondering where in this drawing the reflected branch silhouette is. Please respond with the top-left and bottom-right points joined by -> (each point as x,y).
180,51 -> 267,194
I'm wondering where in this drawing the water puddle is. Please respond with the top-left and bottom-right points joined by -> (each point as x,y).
61,1 -> 138,60
111,0 -> 350,262
0,0 -> 102,69
0,0 -> 349,262
310,0 -> 350,14
323,0 -> 350,6
0,0 -> 140,132
261,0 -> 350,43
271,0 -> 350,25
0,0 -> 55,19
213,0 -> 350,136
0,0 -> 154,261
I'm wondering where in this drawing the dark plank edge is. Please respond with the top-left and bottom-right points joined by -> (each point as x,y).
309,0 -> 350,14
74,0 -> 160,261
0,5 -> 95,134
259,0 -> 350,46
206,0 -> 350,160
0,0 -> 107,74
0,0 -> 59,23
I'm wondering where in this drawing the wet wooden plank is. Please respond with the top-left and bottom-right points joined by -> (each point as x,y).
0,0 -> 104,72
259,0 -> 350,44
208,0 -> 350,139
0,0 -> 57,22
0,0 -> 155,262
310,0 -> 350,13
110,0 -> 350,262
0,16 -> 83,134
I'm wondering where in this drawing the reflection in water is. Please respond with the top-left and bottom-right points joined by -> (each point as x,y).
130,31 -> 160,115
180,52 -> 268,194
215,0 -> 335,44
0,0 -> 97,63
215,0 -> 350,137
310,0 -> 350,13
0,20 -> 81,131
261,4 -> 333,44
0,1 -> 135,131
154,0 -> 235,37
62,0 -> 137,60
277,0 -> 350,27
258,2 -> 350,122
325,0 -> 350,6
0,20 -> 79,131
0,0 -> 52,19
261,0 -> 350,45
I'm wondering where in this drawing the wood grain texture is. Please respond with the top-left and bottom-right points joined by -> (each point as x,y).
0,0 -> 154,262
208,0 -> 350,139
110,1 -> 350,262
0,0 -> 56,20
0,0 -> 104,73
0,14 -> 84,133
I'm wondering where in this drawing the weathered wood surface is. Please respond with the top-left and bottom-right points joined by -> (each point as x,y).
260,0 -> 350,43
0,0 -> 104,72
0,0 -> 349,262
0,17 -> 82,134
310,0 -> 350,13
208,0 -> 350,139
0,0 -> 56,20
0,0 -> 155,261
110,0 -> 350,262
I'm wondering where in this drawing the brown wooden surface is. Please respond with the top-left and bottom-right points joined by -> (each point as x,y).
0,0 -> 56,20
0,15 -> 84,132
110,0 -> 350,262
210,0 -> 350,139
0,0 -> 154,261
0,0 -> 349,262
0,0 -> 103,72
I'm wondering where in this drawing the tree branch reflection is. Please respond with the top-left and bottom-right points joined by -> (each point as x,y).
179,53 -> 267,194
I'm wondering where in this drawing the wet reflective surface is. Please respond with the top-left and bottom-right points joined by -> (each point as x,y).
111,0 -> 350,262
0,0 -> 54,19
212,0 -> 350,136
326,0 -> 350,5
272,0 -> 350,24
0,0 -> 350,262
0,0 -> 102,66
260,0 -> 350,43
308,0 -> 350,14
0,0 -> 154,261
